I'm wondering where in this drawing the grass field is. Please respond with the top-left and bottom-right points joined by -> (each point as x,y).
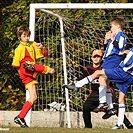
0,127 -> 132,133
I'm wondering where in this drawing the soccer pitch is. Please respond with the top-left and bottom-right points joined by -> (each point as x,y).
0,127 -> 132,133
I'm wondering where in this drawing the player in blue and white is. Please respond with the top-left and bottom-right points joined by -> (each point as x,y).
93,17 -> 127,115
101,31 -> 127,69
97,47 -> 133,129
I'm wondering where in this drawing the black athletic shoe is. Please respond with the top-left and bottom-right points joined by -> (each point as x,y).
23,63 -> 34,71
112,124 -> 124,129
127,124 -> 133,129
93,103 -> 108,113
14,116 -> 29,128
62,84 -> 79,91
102,108 -> 117,119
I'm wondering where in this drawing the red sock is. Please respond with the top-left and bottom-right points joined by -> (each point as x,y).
18,101 -> 32,118
34,64 -> 44,73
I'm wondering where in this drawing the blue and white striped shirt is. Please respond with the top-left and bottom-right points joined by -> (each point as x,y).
103,31 -> 127,59
119,47 -> 133,75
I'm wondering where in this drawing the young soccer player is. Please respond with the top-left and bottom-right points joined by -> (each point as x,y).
64,16 -> 127,112
12,25 -> 56,128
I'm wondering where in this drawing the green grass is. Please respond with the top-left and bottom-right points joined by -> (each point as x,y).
0,127 -> 132,133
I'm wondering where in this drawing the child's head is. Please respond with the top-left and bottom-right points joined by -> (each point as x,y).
17,25 -> 31,43
91,49 -> 103,65
110,16 -> 125,32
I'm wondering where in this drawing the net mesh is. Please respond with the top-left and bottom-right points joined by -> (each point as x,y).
33,8 -> 133,113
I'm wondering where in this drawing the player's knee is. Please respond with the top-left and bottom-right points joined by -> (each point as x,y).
95,69 -> 104,76
30,95 -> 37,103
34,95 -> 37,101
99,76 -> 107,83
118,98 -> 124,104
95,70 -> 101,76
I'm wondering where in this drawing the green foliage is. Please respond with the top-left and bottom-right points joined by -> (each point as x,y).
0,85 -> 25,110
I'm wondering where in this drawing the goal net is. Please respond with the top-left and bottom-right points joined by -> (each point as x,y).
29,3 -> 133,128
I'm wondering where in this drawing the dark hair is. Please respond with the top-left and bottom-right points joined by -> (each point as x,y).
17,25 -> 31,38
110,16 -> 125,30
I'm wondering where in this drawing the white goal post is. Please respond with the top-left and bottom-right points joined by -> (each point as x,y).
29,3 -> 133,41
27,3 -> 133,128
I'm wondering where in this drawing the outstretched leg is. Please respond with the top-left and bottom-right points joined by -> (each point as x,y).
23,63 -> 50,74
63,69 -> 105,90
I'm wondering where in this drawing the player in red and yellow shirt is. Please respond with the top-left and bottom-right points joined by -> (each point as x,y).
12,25 -> 55,128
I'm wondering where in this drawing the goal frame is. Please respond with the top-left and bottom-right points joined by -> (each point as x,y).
28,3 -> 133,128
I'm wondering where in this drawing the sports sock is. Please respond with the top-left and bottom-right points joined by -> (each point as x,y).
118,104 -> 125,126
75,76 -> 92,87
99,85 -> 107,103
18,100 -> 33,118
106,89 -> 113,110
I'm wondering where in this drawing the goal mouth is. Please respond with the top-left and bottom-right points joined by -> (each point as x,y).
29,3 -> 133,128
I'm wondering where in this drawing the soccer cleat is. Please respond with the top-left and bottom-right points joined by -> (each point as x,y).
14,116 -> 29,128
23,63 -> 34,71
112,124 -> 124,129
93,103 -> 108,113
127,124 -> 133,129
102,108 -> 117,119
62,84 -> 79,91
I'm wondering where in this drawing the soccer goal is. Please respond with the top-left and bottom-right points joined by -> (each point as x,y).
28,3 -> 133,128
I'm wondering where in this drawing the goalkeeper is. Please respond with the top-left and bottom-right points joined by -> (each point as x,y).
12,25 -> 56,128
73,49 -> 133,129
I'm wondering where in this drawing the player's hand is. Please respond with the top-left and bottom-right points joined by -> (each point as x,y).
36,43 -> 43,49
49,68 -> 56,74
110,31 -> 116,41
104,31 -> 111,44
105,31 -> 111,40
